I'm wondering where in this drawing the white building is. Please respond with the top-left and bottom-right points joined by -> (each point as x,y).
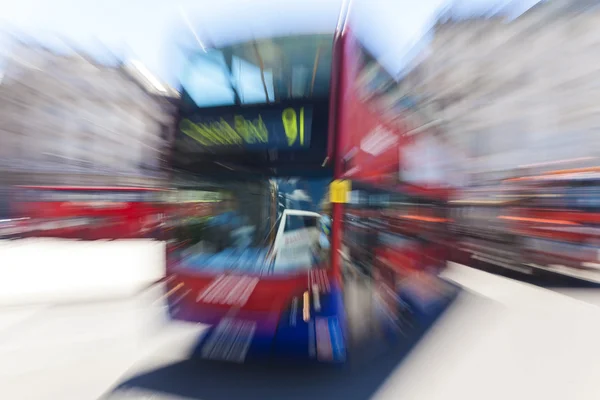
0,40 -> 178,187
400,0 -> 600,183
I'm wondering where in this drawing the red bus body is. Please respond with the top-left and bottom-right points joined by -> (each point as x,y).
12,186 -> 167,240
333,27 -> 456,339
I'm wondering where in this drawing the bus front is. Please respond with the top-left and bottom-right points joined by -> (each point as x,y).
165,35 -> 345,363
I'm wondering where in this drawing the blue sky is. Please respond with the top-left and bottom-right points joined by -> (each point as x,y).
0,0 -> 542,86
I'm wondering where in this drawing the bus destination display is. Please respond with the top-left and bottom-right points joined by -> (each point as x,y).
179,105 -> 313,151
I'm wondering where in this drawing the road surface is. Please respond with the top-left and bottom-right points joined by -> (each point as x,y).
2,265 -> 600,400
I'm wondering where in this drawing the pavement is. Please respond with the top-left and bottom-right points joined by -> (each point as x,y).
2,265 -> 600,399
0,285 -> 203,400
0,239 -> 165,307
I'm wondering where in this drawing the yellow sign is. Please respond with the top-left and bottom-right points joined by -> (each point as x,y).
282,107 -> 305,146
179,107 -> 309,148
180,115 -> 268,147
330,180 -> 351,204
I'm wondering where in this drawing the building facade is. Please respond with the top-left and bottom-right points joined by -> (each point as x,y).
0,41 -> 178,188
398,0 -> 600,184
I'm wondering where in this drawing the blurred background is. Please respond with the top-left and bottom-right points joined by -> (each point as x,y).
2,0 -> 600,399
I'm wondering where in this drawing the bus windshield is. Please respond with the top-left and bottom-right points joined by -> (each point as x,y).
173,176 -> 330,276
180,34 -> 333,109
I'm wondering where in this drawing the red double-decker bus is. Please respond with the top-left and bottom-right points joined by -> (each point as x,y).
11,185 -> 168,240
163,8 -> 458,364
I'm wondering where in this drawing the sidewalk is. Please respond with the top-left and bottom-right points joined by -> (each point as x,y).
0,306 -> 49,336
0,239 -> 165,306
0,284 -> 201,400
372,263 -> 600,400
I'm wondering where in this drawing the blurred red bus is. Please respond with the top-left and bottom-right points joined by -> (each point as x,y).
162,18 -> 459,363
12,185 -> 168,240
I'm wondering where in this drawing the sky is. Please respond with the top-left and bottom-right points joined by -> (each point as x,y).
0,0 -> 543,87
